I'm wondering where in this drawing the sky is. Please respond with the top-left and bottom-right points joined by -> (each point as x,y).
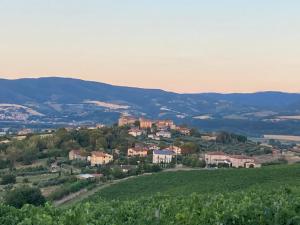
0,0 -> 300,93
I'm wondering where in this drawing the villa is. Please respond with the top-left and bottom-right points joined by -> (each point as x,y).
89,151 -> 113,166
204,152 -> 259,168
153,149 -> 175,164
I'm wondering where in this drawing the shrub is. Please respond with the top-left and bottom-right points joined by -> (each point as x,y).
1,173 -> 16,185
4,186 -> 45,208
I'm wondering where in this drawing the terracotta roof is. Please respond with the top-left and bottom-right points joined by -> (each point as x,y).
91,151 -> 111,157
130,147 -> 148,152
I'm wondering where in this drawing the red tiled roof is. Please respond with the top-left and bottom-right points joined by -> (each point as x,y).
91,151 -> 111,157
130,147 -> 148,152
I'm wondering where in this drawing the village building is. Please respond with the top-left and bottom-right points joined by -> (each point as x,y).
128,128 -> 143,137
176,127 -> 191,135
168,145 -> 182,155
153,150 -> 175,164
128,147 -> 149,157
77,174 -> 103,180
204,152 -> 259,168
156,120 -> 175,129
148,144 -> 160,151
18,129 -> 33,135
118,116 -> 137,127
156,130 -> 172,138
148,134 -> 161,140
69,150 -> 87,161
89,151 -> 113,166
201,135 -> 217,141
139,118 -> 153,129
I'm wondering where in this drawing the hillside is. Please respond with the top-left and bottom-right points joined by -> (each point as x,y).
2,165 -> 300,225
89,164 -> 300,202
1,77 -> 300,135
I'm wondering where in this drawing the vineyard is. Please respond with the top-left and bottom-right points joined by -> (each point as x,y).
91,164 -> 300,201
2,164 -> 300,224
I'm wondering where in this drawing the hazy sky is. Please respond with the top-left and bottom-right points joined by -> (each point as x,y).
1,0 -> 300,93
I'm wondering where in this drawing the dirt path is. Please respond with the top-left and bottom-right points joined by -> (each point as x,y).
55,168 -> 203,208
55,173 -> 153,208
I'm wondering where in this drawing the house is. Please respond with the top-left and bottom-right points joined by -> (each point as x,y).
118,116 -> 137,127
148,144 -> 160,151
205,152 -> 229,166
153,150 -> 175,164
50,162 -> 60,173
201,136 -> 217,141
168,145 -> 182,155
156,131 -> 172,138
176,127 -> 191,135
0,139 -> 10,144
148,134 -> 160,140
77,174 -> 103,180
18,129 -> 33,135
128,147 -> 149,157
204,152 -> 259,168
129,128 -> 143,137
229,155 -> 256,168
69,150 -> 87,161
112,165 -> 137,173
139,118 -> 153,129
89,151 -> 113,166
156,120 -> 175,129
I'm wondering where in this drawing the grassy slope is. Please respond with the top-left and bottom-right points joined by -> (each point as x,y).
92,164 -> 300,201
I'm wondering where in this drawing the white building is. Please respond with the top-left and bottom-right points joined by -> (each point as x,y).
156,131 -> 172,138
153,150 -> 174,164
148,134 -> 160,140
129,128 -> 143,137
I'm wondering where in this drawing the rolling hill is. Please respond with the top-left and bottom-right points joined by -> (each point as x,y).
1,77 -> 300,136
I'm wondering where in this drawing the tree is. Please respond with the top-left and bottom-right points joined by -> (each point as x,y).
181,142 -> 199,154
4,186 -> 46,208
1,173 -> 16,185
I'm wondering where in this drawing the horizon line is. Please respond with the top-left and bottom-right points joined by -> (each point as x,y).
1,75 -> 300,95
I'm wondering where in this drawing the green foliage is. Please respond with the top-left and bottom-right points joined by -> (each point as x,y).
182,155 -> 206,168
47,179 -> 96,201
216,131 -> 247,144
4,186 -> 45,208
262,158 -> 288,166
181,142 -> 199,154
0,173 -> 16,185
94,164 -> 300,201
1,189 -> 300,224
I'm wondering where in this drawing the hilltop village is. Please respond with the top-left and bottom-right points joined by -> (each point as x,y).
67,116 -> 262,169
1,115 -> 300,205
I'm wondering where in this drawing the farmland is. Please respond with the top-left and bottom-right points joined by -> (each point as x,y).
89,164 -> 300,202
2,164 -> 300,224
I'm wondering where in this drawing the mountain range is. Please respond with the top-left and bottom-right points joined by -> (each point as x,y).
1,77 -> 300,136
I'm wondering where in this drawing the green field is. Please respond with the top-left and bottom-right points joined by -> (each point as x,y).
92,164 -> 300,201
2,164 -> 300,225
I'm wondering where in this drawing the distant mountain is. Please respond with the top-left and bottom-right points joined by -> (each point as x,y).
1,77 -> 300,136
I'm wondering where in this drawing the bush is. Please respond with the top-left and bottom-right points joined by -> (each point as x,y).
4,186 -> 45,208
1,173 -> 16,185
48,179 -> 95,201
182,156 -> 206,168
262,158 -> 288,166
